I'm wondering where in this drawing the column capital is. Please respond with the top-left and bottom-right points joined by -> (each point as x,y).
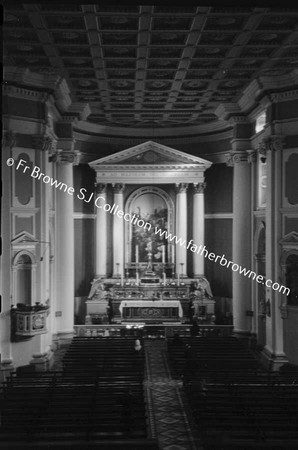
52,149 -> 81,166
112,183 -> 125,193
96,183 -> 107,194
175,183 -> 188,193
3,130 -> 17,149
247,150 -> 257,164
32,134 -> 57,152
226,152 -> 251,167
260,135 -> 285,155
193,182 -> 206,194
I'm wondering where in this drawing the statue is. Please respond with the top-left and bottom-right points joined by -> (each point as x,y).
194,277 -> 213,298
88,278 -> 106,300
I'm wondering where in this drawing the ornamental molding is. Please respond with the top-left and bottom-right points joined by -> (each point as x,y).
3,84 -> 48,102
270,89 -> 298,103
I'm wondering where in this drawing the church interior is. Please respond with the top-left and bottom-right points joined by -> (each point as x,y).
1,4 -> 298,449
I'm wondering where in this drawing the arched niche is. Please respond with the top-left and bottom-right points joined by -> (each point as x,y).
125,186 -> 174,265
12,250 -> 36,306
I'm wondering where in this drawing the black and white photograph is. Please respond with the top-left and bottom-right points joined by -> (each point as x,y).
1,3 -> 298,449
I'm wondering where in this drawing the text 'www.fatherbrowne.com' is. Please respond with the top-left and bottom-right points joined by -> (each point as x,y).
8,157 -> 290,296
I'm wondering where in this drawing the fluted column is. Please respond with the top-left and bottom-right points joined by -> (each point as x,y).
193,182 -> 206,277
175,183 -> 188,277
95,183 -> 107,277
55,148 -> 80,336
112,183 -> 125,278
228,152 -> 252,333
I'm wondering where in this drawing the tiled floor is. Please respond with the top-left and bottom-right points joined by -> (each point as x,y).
144,340 -> 201,450
50,338 -> 201,449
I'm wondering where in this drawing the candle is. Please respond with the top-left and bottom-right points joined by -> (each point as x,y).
135,245 -> 139,263
162,245 -> 165,264
163,272 -> 166,286
172,245 -> 175,264
121,273 -> 124,286
178,273 -> 180,286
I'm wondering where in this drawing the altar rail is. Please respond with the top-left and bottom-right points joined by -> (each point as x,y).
74,324 -> 233,338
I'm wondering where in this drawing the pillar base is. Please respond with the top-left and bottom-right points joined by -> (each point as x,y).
52,331 -> 74,349
30,348 -> 54,372
259,346 -> 288,371
0,359 -> 14,384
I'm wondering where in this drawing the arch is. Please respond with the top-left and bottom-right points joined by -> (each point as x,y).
254,221 -> 266,257
12,250 -> 36,306
125,186 -> 174,265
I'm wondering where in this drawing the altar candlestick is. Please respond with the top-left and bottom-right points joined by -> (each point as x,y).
162,245 -> 165,264
135,245 -> 139,263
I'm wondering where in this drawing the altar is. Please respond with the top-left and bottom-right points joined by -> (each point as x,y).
119,300 -> 183,322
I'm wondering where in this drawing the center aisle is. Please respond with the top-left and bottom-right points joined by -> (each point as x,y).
144,339 -> 201,450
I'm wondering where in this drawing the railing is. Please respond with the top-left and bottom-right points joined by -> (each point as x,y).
74,324 -> 234,338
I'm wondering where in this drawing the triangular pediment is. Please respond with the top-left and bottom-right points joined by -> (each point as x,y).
12,232 -> 38,246
89,141 -> 212,168
280,231 -> 298,245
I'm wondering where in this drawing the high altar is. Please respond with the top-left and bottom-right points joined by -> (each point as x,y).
85,141 -> 215,324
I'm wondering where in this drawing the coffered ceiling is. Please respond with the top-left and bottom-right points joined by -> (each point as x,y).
3,4 -> 298,135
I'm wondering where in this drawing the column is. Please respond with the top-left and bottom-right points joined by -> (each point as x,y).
112,183 -> 125,278
55,148 -> 80,336
264,136 -> 286,365
95,183 -> 107,277
175,183 -> 188,277
192,182 -> 206,277
228,152 -> 252,333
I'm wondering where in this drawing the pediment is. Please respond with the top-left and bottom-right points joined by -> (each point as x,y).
280,231 -> 298,245
12,232 -> 38,247
89,141 -> 212,168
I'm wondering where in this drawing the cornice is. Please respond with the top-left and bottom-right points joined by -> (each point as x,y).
73,128 -> 233,145
3,83 -> 49,102
75,118 -> 230,139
